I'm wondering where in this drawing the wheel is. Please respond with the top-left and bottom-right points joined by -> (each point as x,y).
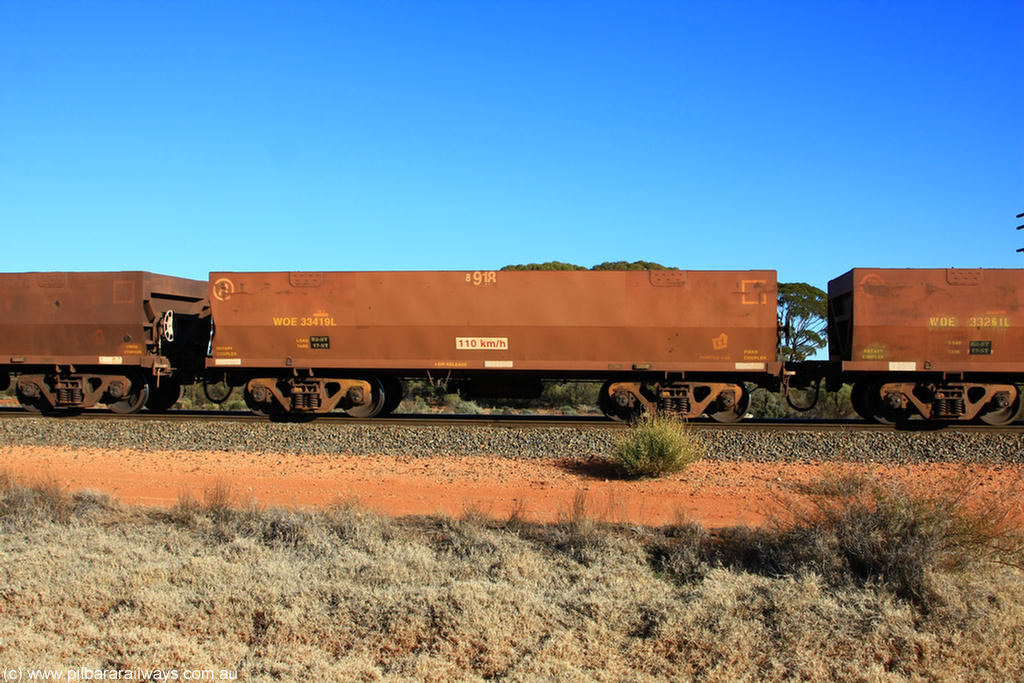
850,382 -> 873,421
979,393 -> 1021,426
203,379 -> 234,405
379,377 -> 404,415
16,384 -> 49,413
708,385 -> 750,423
598,381 -> 621,420
598,381 -> 644,421
245,386 -> 282,417
345,378 -> 386,418
146,378 -> 182,412
108,374 -> 150,414
866,382 -> 909,425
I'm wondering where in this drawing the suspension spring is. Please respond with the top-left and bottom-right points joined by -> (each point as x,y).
658,394 -> 690,415
932,397 -> 965,418
291,386 -> 322,411
56,387 -> 84,406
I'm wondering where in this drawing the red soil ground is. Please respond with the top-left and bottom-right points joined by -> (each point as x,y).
2,445 -> 1021,527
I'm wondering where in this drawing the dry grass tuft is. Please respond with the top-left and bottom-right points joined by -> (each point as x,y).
171,489 -> 202,526
203,479 -> 234,519
1,470 -> 74,524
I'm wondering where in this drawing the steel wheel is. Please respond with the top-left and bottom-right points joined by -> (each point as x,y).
866,383 -> 908,425
979,393 -> 1021,426
380,377 -> 404,415
346,378 -> 386,418
598,381 -> 644,421
146,378 -> 182,412
108,374 -> 150,414
598,381 -> 622,420
850,382 -> 873,421
16,384 -> 49,413
709,385 -> 750,423
245,387 -> 281,417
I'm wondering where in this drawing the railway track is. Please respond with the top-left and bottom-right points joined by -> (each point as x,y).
1,406 -> 1021,433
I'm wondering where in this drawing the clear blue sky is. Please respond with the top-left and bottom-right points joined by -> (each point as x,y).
1,1 -> 1021,290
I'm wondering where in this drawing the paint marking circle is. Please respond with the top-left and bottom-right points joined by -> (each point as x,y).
213,278 -> 235,301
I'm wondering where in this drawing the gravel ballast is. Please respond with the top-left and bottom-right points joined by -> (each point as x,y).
1,416 -> 1022,464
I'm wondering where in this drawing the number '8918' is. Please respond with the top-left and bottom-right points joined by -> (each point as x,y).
466,271 -> 497,286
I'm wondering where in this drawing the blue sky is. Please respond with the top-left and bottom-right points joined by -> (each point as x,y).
1,1 -> 1021,289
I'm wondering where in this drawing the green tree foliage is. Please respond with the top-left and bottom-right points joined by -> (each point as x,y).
778,282 -> 827,361
590,260 -> 671,271
502,261 -> 673,271
748,384 -> 856,419
501,262 -> 587,271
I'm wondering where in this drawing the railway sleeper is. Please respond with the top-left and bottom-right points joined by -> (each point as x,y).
245,377 -> 374,415
868,381 -> 1019,425
601,381 -> 750,423
14,371 -> 150,413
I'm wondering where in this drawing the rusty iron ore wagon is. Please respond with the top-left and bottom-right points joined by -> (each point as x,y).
207,269 -> 782,421
0,271 -> 209,413
820,268 -> 1024,424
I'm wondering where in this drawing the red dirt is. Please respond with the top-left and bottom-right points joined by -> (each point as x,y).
1,446 -> 1021,527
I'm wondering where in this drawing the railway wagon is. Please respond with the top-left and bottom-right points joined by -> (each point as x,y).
827,268 -> 1024,424
207,269 -> 782,420
0,271 -> 209,413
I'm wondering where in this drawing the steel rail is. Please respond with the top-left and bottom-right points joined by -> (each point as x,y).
0,407 -> 1021,433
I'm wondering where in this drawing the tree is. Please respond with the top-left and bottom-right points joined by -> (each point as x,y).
502,260 -> 674,271
501,262 -> 587,271
590,260 -> 671,271
777,282 -> 827,361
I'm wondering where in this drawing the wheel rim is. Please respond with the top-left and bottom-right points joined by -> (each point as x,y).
245,388 -> 280,417
597,381 -> 643,421
380,377 -> 404,415
979,393 -> 1021,426
709,385 -> 750,423
866,383 -> 906,425
850,382 -> 873,421
598,381 -> 622,420
16,385 -> 47,413
108,375 -> 150,414
346,378 -> 386,418
146,379 -> 182,412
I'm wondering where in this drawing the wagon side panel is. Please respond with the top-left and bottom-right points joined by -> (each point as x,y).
208,269 -> 779,375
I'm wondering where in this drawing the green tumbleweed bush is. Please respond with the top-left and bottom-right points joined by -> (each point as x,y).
611,415 -> 702,478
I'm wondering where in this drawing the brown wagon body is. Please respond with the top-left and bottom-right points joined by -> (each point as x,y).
208,269 -> 781,419
826,268 -> 1024,423
0,271 -> 209,412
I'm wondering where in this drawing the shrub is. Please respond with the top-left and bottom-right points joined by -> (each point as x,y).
538,381 -> 600,409
770,470 -> 1024,609
398,395 -> 430,413
611,416 -> 702,478
443,393 -> 483,414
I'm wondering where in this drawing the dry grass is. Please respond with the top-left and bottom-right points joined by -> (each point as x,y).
767,467 -> 1024,609
1,470 -> 1023,681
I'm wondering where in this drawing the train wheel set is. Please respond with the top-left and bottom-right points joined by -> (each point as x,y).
598,380 -> 750,423
848,380 -> 1021,426
2,268 -> 1021,425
